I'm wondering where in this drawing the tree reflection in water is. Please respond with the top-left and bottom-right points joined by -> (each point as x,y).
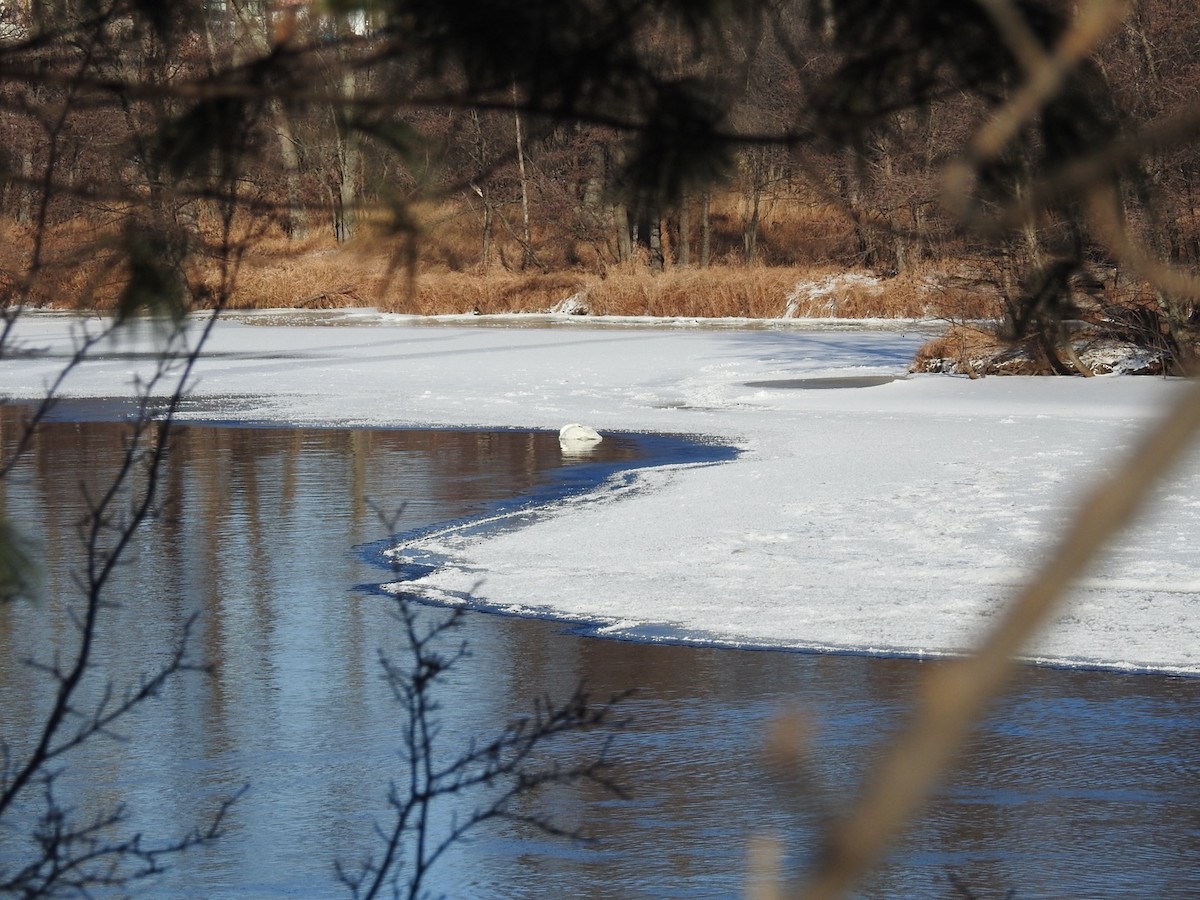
1,409 -> 1197,898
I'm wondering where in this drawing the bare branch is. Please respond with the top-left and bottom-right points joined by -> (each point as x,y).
794,375 -> 1200,899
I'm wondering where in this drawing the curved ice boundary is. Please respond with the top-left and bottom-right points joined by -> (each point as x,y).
362,430 -> 1200,679
358,428 -> 738,586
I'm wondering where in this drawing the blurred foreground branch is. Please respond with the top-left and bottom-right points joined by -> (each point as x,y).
787,374 -> 1200,900
755,0 -> 1200,892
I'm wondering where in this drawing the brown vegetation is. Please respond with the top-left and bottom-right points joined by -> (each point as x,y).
1,205 -> 1006,321
3,0 -> 1197,374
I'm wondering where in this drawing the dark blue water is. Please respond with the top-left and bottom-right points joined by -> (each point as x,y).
1,412 -> 1198,899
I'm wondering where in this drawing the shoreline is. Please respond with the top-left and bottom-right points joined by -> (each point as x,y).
3,316 -> 1196,675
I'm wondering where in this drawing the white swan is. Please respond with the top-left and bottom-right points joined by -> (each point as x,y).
559,423 -> 603,451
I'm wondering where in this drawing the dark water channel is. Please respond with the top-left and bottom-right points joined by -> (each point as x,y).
1,409 -> 1198,898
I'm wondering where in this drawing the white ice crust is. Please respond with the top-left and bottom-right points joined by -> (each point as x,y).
4,310 -> 1198,674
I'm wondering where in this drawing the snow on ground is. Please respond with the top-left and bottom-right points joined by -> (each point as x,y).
784,272 -> 884,317
4,310 -> 1199,674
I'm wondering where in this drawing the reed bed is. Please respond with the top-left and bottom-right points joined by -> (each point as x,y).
230,249 -> 1002,321
2,215 -> 1003,322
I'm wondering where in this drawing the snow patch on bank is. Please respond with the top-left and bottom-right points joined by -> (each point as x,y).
785,272 -> 884,317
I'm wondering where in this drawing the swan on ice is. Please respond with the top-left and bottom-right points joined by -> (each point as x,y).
559,423 -> 602,452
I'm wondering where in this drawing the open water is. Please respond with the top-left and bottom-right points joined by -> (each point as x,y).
1,408 -> 1198,898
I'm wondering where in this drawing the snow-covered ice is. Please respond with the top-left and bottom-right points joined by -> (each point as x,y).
3,310 -> 1199,674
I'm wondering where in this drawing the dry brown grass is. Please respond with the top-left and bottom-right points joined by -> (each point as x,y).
383,270 -> 589,315
781,267 -> 1003,320
731,199 -> 862,267
583,265 -> 798,317
225,237 -> 373,309
910,324 -> 1007,375
2,210 -> 1005,321
0,219 -> 130,309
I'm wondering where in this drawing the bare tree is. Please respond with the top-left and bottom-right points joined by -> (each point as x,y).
0,6 -> 259,891
0,316 -> 244,897
337,513 -> 627,900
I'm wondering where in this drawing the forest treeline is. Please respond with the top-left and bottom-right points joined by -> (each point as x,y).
2,1 -> 1200,370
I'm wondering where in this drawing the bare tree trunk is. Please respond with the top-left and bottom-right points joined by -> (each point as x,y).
837,150 -> 876,267
743,186 -> 761,265
229,2 -> 308,239
677,198 -> 691,267
647,216 -> 664,271
700,192 -> 711,268
274,111 -> 308,239
614,202 -> 633,262
879,141 -> 907,272
333,101 -> 360,243
468,112 -> 495,268
328,15 -> 362,244
742,149 -> 765,265
513,85 -> 534,269
16,148 -> 33,225
480,196 -> 493,267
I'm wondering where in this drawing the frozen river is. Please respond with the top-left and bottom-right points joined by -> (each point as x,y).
1,409 -> 1197,897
